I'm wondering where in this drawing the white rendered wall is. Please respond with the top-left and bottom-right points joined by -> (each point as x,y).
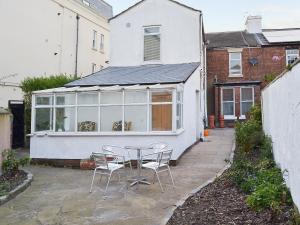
110,0 -> 201,66
0,0 -> 110,108
262,63 -> 300,209
30,69 -> 203,160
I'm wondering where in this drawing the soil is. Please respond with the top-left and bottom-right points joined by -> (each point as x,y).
0,170 -> 28,196
167,170 -> 294,225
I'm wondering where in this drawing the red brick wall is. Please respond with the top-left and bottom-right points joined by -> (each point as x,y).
207,45 -> 300,123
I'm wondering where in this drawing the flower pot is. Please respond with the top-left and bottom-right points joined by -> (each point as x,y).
209,115 -> 215,129
219,115 -> 225,128
204,129 -> 209,137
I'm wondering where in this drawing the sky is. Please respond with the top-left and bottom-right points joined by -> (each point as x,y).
104,0 -> 300,32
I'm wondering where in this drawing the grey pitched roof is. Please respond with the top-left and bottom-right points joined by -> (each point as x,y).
206,31 -> 260,49
65,63 -> 200,87
255,28 -> 300,46
79,0 -> 113,19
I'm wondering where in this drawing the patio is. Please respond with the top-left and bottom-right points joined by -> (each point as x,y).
0,129 -> 234,225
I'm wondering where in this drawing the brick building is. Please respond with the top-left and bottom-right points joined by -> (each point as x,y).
206,16 -> 300,126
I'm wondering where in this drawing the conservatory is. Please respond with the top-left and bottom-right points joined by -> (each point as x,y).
30,63 -> 204,163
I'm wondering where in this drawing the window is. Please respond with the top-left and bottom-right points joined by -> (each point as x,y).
286,49 -> 299,65
176,91 -> 183,129
222,88 -> 235,118
33,88 -> 182,134
100,34 -> 104,52
92,63 -> 96,73
240,87 -> 254,117
35,96 -> 53,132
144,26 -> 161,62
82,0 -> 90,6
229,52 -> 242,76
55,94 -> 75,132
151,90 -> 172,131
77,93 -> 98,132
92,30 -> 97,49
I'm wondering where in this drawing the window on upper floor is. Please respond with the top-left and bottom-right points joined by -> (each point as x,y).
100,34 -> 104,52
144,26 -> 161,62
229,52 -> 242,76
92,63 -> 96,73
286,49 -> 299,65
92,30 -> 97,49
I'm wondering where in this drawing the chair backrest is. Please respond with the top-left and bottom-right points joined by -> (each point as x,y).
149,142 -> 168,153
102,145 -> 131,160
91,152 -> 108,169
158,149 -> 173,166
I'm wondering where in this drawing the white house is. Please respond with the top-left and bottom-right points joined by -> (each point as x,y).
0,0 -> 112,109
29,0 -> 207,165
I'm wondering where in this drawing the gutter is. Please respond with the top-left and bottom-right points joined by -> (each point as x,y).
75,14 -> 80,78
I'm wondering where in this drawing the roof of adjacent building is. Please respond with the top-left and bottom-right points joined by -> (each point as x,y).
65,62 -> 200,87
206,31 -> 259,49
258,28 -> 300,45
79,0 -> 113,19
109,0 -> 201,21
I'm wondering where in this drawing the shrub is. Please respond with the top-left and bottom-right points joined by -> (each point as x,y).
2,150 -> 30,177
260,136 -> 273,160
264,73 -> 277,84
248,105 -> 262,126
20,75 -> 76,141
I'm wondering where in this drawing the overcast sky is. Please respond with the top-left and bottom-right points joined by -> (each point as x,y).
104,0 -> 300,32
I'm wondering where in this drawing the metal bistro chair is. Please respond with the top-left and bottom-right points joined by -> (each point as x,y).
148,142 -> 168,153
89,152 -> 125,194
102,145 -> 133,173
141,149 -> 175,192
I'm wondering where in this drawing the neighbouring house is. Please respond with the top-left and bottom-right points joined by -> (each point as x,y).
207,16 -> 300,126
29,0 -> 206,166
262,59 -> 300,210
0,0 -> 112,147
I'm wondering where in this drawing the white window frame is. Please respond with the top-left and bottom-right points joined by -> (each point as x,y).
286,49 -> 299,65
33,95 -> 54,132
82,0 -> 90,6
100,34 -> 104,52
92,63 -> 96,73
240,87 -> 254,119
143,25 -> 161,64
32,88 -> 183,135
228,49 -> 243,77
221,87 -> 236,120
92,30 -> 97,50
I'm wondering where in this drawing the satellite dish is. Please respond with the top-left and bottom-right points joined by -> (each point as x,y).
249,58 -> 258,66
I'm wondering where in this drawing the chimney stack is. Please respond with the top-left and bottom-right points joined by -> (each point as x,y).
245,15 -> 262,33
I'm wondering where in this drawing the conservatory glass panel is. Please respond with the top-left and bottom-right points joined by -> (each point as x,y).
55,107 -> 75,132
100,92 -> 122,105
36,96 -> 52,106
35,108 -> 53,131
124,105 -> 147,132
125,91 -> 147,104
151,90 -> 172,103
100,106 -> 122,132
78,93 -> 98,105
151,104 -> 172,131
77,107 -> 98,132
56,94 -> 75,105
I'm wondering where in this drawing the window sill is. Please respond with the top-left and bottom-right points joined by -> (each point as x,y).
143,60 -> 161,65
229,74 -> 243,78
92,47 -> 97,51
29,129 -> 185,137
224,115 -> 237,120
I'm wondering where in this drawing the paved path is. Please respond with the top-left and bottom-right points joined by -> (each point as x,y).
0,129 -> 234,225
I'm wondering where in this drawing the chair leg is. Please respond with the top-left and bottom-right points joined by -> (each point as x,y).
155,171 -> 164,192
89,169 -> 97,193
105,172 -> 113,194
118,171 -> 121,183
99,174 -> 103,184
168,166 -> 175,189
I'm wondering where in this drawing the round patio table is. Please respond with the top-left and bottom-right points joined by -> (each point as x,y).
125,146 -> 151,186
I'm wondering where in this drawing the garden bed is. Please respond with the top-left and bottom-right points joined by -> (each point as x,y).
167,169 -> 294,225
0,170 -> 28,197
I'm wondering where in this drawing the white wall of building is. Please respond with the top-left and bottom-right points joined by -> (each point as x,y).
0,0 -> 110,108
262,62 -> 300,209
30,69 -> 202,160
110,0 -> 202,66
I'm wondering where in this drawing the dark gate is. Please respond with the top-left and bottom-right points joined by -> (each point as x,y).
9,100 -> 25,148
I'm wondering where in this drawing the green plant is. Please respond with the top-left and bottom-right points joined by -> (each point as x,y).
287,64 -> 293,71
0,182 -> 10,197
2,150 -> 30,177
260,136 -> 273,160
248,105 -> 262,126
264,73 -> 277,84
20,75 -> 76,142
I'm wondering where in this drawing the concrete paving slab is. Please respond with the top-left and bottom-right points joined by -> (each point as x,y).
0,129 -> 234,225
